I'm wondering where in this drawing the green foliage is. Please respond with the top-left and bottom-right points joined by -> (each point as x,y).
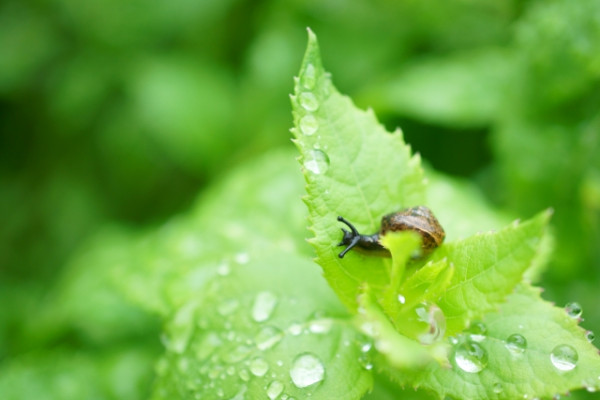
290,31 -> 600,398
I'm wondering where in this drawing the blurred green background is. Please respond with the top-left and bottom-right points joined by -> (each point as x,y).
1,0 -> 599,398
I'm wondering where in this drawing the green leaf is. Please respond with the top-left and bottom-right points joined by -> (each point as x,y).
291,29 -> 426,311
385,284 -> 600,399
431,210 -> 551,335
151,250 -> 373,400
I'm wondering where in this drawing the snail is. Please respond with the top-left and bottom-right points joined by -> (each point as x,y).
337,206 -> 445,258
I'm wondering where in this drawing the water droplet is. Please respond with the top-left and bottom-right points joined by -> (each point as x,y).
309,319 -> 332,334
583,377 -> 599,392
288,323 -> 303,336
586,331 -> 595,342
454,340 -> 488,373
550,344 -> 578,371
565,302 -> 582,318
301,64 -> 316,89
397,294 -> 406,304
223,345 -> 252,363
249,357 -> 269,377
505,333 -> 527,355
252,291 -> 278,322
255,326 -> 283,350
217,263 -> 231,276
239,368 -> 250,381
468,321 -> 487,342
303,149 -> 329,175
168,302 -> 197,353
361,342 -> 372,352
358,350 -> 373,370
266,380 -> 284,399
234,252 -> 250,264
299,115 -> 318,136
493,383 -> 503,394
229,384 -> 247,400
290,353 -> 325,388
218,299 -> 239,316
299,92 -> 318,111
415,302 -> 446,345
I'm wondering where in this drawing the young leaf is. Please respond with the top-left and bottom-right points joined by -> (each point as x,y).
151,250 -> 373,400
431,210 -> 551,335
384,284 -> 600,399
291,29 -> 426,311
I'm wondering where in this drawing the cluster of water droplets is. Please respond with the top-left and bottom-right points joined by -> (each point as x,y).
294,63 -> 331,176
184,288 -> 334,399
448,304 -> 589,378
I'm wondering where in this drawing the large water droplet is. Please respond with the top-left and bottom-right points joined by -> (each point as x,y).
565,302 -> 582,318
299,115 -> 318,136
249,357 -> 269,377
303,149 -> 330,175
550,344 -> 578,371
454,341 -> 488,373
397,294 -> 406,304
266,380 -> 284,399
252,291 -> 278,322
290,353 -> 325,388
299,92 -> 319,111
468,321 -> 487,342
415,302 -> 446,345
255,326 -> 283,350
301,64 -> 316,89
505,333 -> 527,355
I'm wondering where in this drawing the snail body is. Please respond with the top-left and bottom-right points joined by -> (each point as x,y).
337,206 -> 445,258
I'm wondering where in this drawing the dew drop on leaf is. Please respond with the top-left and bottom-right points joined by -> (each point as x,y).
238,368 -> 250,382
252,291 -> 278,322
249,357 -> 269,377
288,323 -> 303,336
397,294 -> 406,304
217,299 -> 239,316
223,345 -> 252,363
550,344 -> 578,371
299,92 -> 319,111
301,63 -> 316,89
453,340 -> 488,373
266,380 -> 284,399
299,114 -> 318,136
586,331 -> 595,342
493,383 -> 503,394
255,326 -> 283,350
217,262 -> 231,276
290,353 -> 325,388
415,302 -> 446,345
564,302 -> 582,318
308,319 -> 332,334
234,252 -> 250,264
468,321 -> 487,342
303,149 -> 330,175
505,333 -> 527,355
